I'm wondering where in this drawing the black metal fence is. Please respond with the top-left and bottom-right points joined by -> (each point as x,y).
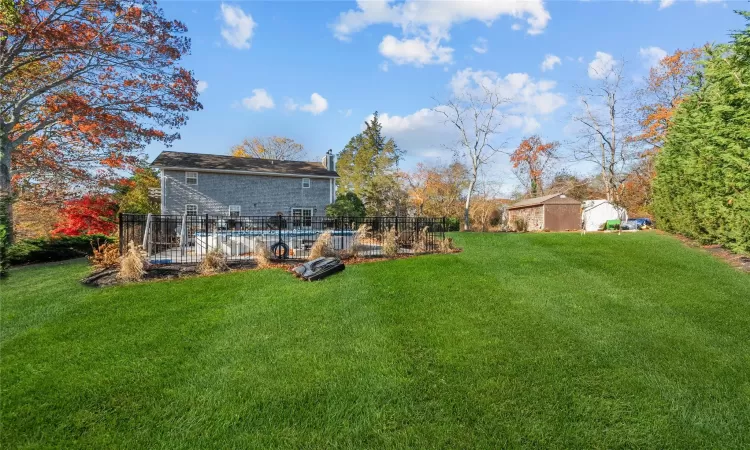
119,213 -> 446,264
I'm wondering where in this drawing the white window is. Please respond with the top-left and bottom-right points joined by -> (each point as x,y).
185,204 -> 198,216
185,171 -> 198,185
229,205 -> 241,217
291,208 -> 313,228
302,177 -> 311,188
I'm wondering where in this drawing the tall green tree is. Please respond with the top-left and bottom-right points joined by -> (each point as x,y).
653,11 -> 750,252
114,167 -> 161,214
336,112 -> 403,215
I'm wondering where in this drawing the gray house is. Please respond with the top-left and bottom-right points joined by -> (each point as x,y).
151,151 -> 338,222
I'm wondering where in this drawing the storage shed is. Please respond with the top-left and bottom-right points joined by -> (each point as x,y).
508,193 -> 581,231
581,200 -> 628,231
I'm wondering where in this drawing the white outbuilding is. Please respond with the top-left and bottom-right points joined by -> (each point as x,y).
581,200 -> 628,231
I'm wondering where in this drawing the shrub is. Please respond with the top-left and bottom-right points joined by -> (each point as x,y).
382,226 -> 398,258
8,234 -> 115,265
445,217 -> 461,232
309,231 -> 336,260
438,237 -> 455,254
350,223 -> 371,257
253,237 -> 271,267
326,192 -> 366,218
513,217 -> 528,232
90,241 -> 120,270
198,248 -> 229,274
118,241 -> 147,282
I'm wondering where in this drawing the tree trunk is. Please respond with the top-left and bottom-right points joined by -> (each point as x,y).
0,131 -> 13,245
464,178 -> 476,231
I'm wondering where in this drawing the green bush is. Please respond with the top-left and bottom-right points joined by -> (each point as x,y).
653,18 -> 750,253
326,192 -> 366,218
8,235 -> 116,266
445,217 -> 461,232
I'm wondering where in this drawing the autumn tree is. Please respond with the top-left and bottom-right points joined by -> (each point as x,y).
405,162 -> 469,218
231,136 -> 306,160
336,112 -> 403,215
0,0 -> 202,244
510,136 -> 559,197
52,194 -> 118,236
435,85 -> 508,230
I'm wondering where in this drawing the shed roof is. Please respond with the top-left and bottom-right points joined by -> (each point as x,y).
151,151 -> 339,177
508,193 -> 581,209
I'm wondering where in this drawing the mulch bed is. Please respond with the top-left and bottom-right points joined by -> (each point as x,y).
668,232 -> 750,273
81,249 -> 462,287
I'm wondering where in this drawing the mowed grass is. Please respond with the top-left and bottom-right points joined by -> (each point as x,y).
2,232 -> 750,448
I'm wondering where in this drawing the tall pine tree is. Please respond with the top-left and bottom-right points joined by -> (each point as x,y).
336,112 -> 404,215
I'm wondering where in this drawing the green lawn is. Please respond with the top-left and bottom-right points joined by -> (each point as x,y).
2,232 -> 749,448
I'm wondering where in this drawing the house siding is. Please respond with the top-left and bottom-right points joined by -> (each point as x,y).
162,169 -> 334,216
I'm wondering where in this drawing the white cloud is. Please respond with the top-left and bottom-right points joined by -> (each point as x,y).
588,51 -> 616,79
220,3 -> 256,50
299,93 -> 329,115
196,80 -> 208,93
472,37 -> 488,54
379,61 -> 389,72
241,89 -> 274,111
511,23 -> 522,31
449,68 -> 566,116
639,46 -> 667,68
379,35 -> 453,66
659,0 -> 676,8
331,0 -> 550,66
541,54 -> 561,72
339,109 -> 353,117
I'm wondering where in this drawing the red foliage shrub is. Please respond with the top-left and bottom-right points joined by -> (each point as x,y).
52,195 -> 118,236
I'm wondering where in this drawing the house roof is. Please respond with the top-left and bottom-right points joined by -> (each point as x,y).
508,193 -> 581,209
151,151 -> 339,178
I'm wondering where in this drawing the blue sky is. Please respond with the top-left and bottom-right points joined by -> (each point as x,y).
147,0 -> 743,191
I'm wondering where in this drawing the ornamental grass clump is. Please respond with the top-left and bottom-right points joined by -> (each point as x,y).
198,248 -> 229,274
382,226 -> 398,258
117,241 -> 147,282
438,237 -> 455,254
253,237 -> 271,268
90,241 -> 120,270
350,223 -> 371,257
309,231 -> 336,260
413,226 -> 430,254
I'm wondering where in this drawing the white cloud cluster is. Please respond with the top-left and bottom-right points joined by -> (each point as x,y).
285,93 -> 329,115
639,46 -> 667,68
450,68 -> 566,115
220,3 -> 256,50
369,68 -> 565,161
541,54 -> 561,72
587,51 -> 616,79
196,80 -> 208,93
241,89 -> 274,111
331,0 -> 550,66
379,35 -> 453,66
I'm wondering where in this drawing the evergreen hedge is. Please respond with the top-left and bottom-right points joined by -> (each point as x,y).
653,13 -> 750,253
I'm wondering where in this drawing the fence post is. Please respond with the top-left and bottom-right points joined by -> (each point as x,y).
204,214 -> 209,255
118,213 -> 123,255
395,216 -> 399,234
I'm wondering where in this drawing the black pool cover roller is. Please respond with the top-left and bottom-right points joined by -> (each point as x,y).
292,257 -> 345,281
